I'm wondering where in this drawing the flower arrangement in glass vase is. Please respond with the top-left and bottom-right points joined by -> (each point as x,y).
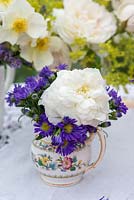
6,65 -> 128,186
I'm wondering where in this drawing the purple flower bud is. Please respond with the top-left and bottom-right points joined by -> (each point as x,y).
116,112 -> 122,118
100,121 -> 111,128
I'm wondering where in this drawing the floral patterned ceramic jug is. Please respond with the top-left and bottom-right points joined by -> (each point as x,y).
0,65 -> 15,133
31,128 -> 106,186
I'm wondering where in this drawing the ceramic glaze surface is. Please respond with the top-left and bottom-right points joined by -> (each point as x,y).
31,139 -> 91,178
31,130 -> 106,186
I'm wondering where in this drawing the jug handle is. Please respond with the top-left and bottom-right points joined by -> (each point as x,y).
85,128 -> 106,173
5,65 -> 16,92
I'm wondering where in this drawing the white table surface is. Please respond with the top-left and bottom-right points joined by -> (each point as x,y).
0,105 -> 134,200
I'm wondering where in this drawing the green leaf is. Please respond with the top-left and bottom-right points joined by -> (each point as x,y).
70,166 -> 76,171
35,135 -> 44,140
15,66 -> 37,82
38,159 -> 43,166
72,156 -> 77,163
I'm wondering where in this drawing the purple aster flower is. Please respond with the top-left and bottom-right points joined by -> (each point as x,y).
107,87 -> 128,116
78,127 -> 87,144
57,117 -> 86,142
0,44 -> 23,69
6,75 -> 49,106
34,114 -> 54,137
9,57 -> 22,68
39,66 -> 54,78
6,92 -> 14,106
0,45 -> 12,62
25,76 -> 48,91
52,134 -> 63,145
56,140 -> 77,156
56,64 -> 68,71
84,125 -> 97,133
6,84 -> 31,106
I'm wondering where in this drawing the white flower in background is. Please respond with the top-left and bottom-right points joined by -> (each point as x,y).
112,0 -> 121,10
0,0 -> 47,45
39,68 -> 109,126
0,0 -> 14,12
50,41 -> 71,70
53,0 -> 117,44
18,34 -> 68,71
116,0 -> 134,33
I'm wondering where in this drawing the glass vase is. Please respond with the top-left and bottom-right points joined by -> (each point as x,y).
0,65 -> 15,148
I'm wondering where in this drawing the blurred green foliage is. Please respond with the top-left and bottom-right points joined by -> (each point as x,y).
15,66 -> 37,82
99,36 -> 134,87
27,0 -> 63,18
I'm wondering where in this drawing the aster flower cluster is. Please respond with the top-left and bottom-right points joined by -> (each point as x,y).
0,43 -> 33,70
6,66 -> 128,156
107,87 -> 128,120
34,115 -> 96,156
6,65 -> 67,120
0,43 -> 23,68
6,66 -> 55,106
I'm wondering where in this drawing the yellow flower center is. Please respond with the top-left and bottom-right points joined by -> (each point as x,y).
41,157 -> 49,165
77,84 -> 89,95
0,0 -> 11,6
12,18 -> 28,33
63,140 -> 68,147
64,124 -> 73,134
36,37 -> 50,51
41,122 -> 50,131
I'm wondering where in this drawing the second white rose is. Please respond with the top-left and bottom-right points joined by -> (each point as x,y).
53,0 -> 117,44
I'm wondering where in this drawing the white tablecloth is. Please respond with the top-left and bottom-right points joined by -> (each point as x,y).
0,105 -> 134,200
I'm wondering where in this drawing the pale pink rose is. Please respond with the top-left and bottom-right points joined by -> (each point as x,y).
62,157 -> 72,170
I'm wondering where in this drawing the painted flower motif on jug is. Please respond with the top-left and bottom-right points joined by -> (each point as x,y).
57,156 -> 86,172
32,153 -> 87,172
32,153 -> 57,171
33,139 -> 57,153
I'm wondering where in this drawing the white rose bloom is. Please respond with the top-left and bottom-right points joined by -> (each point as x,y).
18,34 -> 68,71
53,0 -> 117,44
0,0 -> 15,12
0,0 -> 47,45
116,0 -> 134,32
39,68 -> 109,126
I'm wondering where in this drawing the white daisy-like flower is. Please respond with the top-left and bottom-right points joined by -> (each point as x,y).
18,34 -> 68,71
0,0 -> 47,45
